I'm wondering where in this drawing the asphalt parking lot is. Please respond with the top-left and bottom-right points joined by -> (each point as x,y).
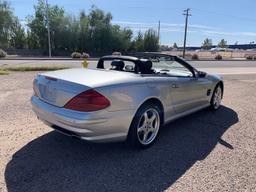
0,70 -> 256,192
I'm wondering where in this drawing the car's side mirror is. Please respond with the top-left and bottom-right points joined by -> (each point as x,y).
197,71 -> 207,78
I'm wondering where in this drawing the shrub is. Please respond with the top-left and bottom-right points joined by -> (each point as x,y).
245,55 -> 252,60
0,49 -> 7,58
215,54 -> 222,60
112,51 -> 122,56
71,52 -> 81,59
82,52 -> 90,59
0,70 -> 9,75
245,55 -> 256,60
191,53 -> 199,60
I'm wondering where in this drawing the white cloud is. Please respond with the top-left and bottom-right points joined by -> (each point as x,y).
112,20 -> 256,39
161,23 -> 220,31
239,32 -> 256,37
202,30 -> 256,37
112,21 -> 149,25
112,20 -> 221,31
201,30 -> 235,36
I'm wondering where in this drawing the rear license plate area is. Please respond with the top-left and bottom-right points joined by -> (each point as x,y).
39,83 -> 56,102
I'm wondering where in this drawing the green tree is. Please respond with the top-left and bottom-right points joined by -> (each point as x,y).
27,0 -> 48,49
27,0 -> 73,51
143,29 -> 159,52
0,1 -> 26,49
202,38 -> 212,50
6,0 -> 167,54
134,31 -> 144,51
218,39 -> 228,48
87,6 -> 112,52
10,17 -> 26,48
110,26 -> 133,52
26,2 -> 134,53
0,0 -> 14,48
78,10 -> 89,51
173,42 -> 178,49
121,28 -> 133,51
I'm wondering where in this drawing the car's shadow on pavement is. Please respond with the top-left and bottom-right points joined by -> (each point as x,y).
5,106 -> 238,192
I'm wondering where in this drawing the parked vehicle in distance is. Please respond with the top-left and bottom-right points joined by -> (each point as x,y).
31,53 -> 224,148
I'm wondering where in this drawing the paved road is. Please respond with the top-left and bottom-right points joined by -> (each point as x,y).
1,60 -> 256,75
190,60 -> 256,68
1,59 -> 256,67
0,72 -> 256,192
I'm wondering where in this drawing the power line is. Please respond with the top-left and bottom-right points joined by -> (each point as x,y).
182,8 -> 191,58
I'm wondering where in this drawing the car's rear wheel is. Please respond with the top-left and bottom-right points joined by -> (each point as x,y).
210,84 -> 222,110
127,103 -> 161,149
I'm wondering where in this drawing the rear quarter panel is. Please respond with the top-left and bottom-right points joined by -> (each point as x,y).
95,78 -> 174,121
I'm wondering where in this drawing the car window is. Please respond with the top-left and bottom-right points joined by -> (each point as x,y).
151,57 -> 193,77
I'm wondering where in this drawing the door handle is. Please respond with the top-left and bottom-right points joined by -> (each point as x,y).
172,84 -> 179,88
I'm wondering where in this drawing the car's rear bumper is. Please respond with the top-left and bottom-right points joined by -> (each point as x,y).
31,96 -> 134,142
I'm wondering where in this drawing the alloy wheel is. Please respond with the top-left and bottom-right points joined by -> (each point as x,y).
137,108 -> 160,145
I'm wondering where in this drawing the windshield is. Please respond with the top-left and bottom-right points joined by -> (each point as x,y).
151,57 -> 193,77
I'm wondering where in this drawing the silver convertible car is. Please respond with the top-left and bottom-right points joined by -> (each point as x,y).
31,53 -> 223,148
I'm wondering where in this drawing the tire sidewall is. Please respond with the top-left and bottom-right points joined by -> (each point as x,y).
210,84 -> 222,110
127,103 -> 162,149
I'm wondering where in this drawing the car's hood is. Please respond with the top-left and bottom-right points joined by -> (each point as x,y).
206,73 -> 223,81
40,68 -> 141,88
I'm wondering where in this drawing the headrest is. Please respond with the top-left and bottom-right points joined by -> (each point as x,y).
137,60 -> 153,74
143,60 -> 153,70
111,60 -> 125,70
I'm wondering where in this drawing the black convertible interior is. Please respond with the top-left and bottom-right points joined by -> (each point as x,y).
97,54 -> 197,77
97,55 -> 156,74
109,59 -> 154,74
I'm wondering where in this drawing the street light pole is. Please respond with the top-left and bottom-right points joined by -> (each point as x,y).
45,0 -> 51,58
182,8 -> 191,58
157,20 -> 161,45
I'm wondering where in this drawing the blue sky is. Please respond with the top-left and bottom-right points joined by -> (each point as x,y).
9,0 -> 256,46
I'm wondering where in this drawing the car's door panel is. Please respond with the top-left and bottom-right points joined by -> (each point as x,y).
169,77 -> 211,113
146,55 -> 215,122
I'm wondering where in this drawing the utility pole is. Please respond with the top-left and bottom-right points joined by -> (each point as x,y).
157,20 -> 161,44
45,0 -> 51,58
182,8 -> 191,58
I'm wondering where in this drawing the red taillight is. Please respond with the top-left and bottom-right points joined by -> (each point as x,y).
64,89 -> 110,112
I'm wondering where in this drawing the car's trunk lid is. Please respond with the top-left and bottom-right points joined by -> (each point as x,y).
41,68 -> 138,87
34,75 -> 89,107
34,68 -> 138,107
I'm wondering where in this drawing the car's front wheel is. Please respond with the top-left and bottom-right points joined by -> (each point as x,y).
210,84 -> 223,110
127,103 -> 162,148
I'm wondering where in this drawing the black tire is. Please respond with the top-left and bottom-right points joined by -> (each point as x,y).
126,103 -> 162,149
210,84 -> 222,110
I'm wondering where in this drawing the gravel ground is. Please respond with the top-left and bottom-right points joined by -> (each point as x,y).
0,72 -> 256,192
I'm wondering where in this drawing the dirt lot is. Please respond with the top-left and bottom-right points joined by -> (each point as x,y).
0,72 -> 256,192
